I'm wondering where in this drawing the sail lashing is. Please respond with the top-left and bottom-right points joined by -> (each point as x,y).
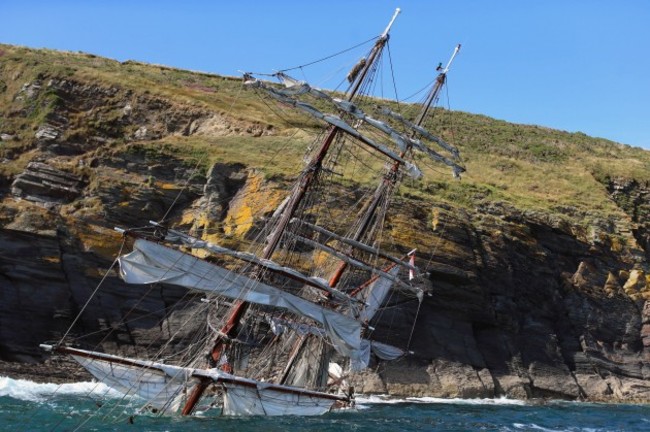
118,238 -> 364,362
245,78 -> 424,179
247,72 -> 464,179
149,221 -> 362,304
41,344 -> 347,416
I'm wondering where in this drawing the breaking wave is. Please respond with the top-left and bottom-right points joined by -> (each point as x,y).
0,376 -> 121,402
356,393 -> 526,407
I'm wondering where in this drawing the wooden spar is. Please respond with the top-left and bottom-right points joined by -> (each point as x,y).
288,232 -> 414,292
181,10 -> 401,414
261,9 -> 398,259
181,379 -> 211,415
327,44 -> 461,288
289,218 -> 416,270
147,223 -> 362,304
278,334 -> 309,385
42,345 -> 349,403
348,262 -> 399,298
252,82 -> 422,177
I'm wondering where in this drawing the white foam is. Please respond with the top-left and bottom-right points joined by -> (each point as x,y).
513,424 -> 565,432
356,394 -> 526,406
0,376 -> 121,402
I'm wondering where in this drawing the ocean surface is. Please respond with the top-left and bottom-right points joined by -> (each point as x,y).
1,376 -> 649,432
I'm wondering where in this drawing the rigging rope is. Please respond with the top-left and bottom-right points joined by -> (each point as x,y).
56,239 -> 125,346
386,41 -> 401,108
277,36 -> 379,73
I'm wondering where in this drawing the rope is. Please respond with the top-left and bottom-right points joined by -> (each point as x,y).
386,41 -> 401,110
56,239 -> 125,346
402,78 -> 436,102
406,295 -> 423,350
278,36 -> 378,73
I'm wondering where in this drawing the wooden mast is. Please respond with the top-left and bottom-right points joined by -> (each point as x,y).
180,8 -> 401,415
328,44 -> 461,288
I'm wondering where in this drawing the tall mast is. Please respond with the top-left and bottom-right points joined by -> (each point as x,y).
328,44 -> 461,288
278,44 -> 462,388
261,7 -> 401,259
181,9 -> 401,415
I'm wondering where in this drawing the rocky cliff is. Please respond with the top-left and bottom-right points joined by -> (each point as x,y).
2,44 -> 650,401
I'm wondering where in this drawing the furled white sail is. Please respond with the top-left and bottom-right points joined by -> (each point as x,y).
329,97 -> 463,177
246,79 -> 422,179
357,266 -> 400,323
42,344 -> 347,417
380,106 -> 460,157
252,73 -> 463,179
72,355 -> 191,413
118,239 -> 363,362
221,382 -> 336,416
154,223 -> 359,304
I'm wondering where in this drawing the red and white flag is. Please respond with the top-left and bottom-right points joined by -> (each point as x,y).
408,250 -> 416,280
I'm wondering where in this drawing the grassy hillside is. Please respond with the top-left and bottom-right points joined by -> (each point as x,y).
1,43 -> 649,225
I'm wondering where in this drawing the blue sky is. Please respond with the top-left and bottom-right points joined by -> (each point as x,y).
1,1 -> 648,148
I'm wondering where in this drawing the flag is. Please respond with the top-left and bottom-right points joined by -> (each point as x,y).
409,251 -> 416,280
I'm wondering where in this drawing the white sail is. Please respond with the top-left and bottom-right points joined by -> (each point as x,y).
357,266 -> 400,322
72,355 -> 191,413
42,344 -> 345,416
351,339 -> 406,370
221,382 -> 337,416
370,340 -> 405,360
154,223 -> 359,304
118,239 -> 363,362
246,79 -> 423,179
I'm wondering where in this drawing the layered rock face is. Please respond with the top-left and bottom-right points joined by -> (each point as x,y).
353,207 -> 650,401
1,46 -> 650,401
3,173 -> 650,401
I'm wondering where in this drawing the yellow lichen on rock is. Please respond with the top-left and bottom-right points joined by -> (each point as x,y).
619,269 -> 630,281
223,172 -> 282,238
224,204 -> 253,237
186,211 -> 222,259
388,211 -> 430,251
65,219 -> 123,260
623,269 -> 647,301
431,208 -> 440,231
603,272 -> 621,297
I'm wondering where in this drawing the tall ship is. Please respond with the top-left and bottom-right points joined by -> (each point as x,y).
41,8 -> 464,417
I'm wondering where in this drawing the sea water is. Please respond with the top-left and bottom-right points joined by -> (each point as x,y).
1,376 -> 649,431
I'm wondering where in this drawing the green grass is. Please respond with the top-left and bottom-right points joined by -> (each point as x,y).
1,42 -> 648,225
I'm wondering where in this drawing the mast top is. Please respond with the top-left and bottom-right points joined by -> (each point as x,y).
441,44 -> 461,74
380,8 -> 401,40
